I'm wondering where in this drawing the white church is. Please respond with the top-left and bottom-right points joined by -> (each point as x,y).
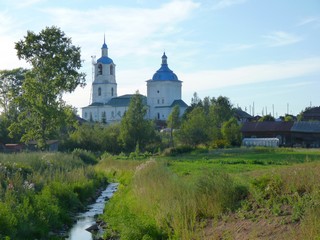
81,39 -> 188,123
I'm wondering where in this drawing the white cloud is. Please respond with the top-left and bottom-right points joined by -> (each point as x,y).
16,0 -> 45,8
220,43 -> 256,52
211,0 -> 247,10
181,57 -> 320,96
262,31 -> 303,47
297,16 -> 320,27
42,0 -> 200,59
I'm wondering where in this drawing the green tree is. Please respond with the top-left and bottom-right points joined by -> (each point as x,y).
221,117 -> 242,146
167,105 -> 180,147
284,114 -> 294,122
0,68 -> 28,143
9,26 -> 85,149
0,68 -> 27,115
178,106 -> 210,146
119,92 -> 156,152
208,96 -> 234,140
258,114 -> 275,122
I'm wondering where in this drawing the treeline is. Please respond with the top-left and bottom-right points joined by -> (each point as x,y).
57,93 -> 242,154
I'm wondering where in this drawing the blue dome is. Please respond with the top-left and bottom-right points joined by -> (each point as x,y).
152,53 -> 179,81
97,56 -> 113,64
102,42 -> 108,49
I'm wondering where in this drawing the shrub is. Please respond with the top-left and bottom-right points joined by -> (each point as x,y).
212,139 -> 229,149
72,148 -> 97,165
162,145 -> 194,156
196,171 -> 245,217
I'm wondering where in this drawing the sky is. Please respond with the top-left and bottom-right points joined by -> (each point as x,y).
0,0 -> 319,117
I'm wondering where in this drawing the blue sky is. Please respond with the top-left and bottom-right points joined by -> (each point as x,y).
0,0 -> 319,117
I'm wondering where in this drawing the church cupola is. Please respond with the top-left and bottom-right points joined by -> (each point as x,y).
151,52 -> 178,81
101,35 -> 108,57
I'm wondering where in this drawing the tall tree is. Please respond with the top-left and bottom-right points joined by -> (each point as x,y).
167,105 -> 180,147
208,96 -> 234,140
0,68 -> 28,143
178,106 -> 210,146
0,68 -> 27,115
221,117 -> 242,146
9,26 -> 86,149
119,92 -> 155,152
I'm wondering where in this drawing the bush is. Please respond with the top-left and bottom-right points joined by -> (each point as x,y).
196,171 -> 245,217
162,145 -> 194,156
212,139 -> 229,149
72,148 -> 98,165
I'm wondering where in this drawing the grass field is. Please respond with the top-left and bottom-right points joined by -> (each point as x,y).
99,147 -> 320,239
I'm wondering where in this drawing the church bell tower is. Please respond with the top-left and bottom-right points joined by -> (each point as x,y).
91,37 -> 117,104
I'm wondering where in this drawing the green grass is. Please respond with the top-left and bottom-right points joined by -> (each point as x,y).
99,147 -> 320,239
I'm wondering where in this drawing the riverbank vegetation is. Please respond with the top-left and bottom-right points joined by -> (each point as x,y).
0,151 -> 106,240
99,148 -> 320,239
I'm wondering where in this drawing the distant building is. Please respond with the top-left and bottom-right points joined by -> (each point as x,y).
302,106 -> 320,121
291,121 -> 320,148
81,39 -> 187,123
234,108 -> 254,123
241,122 -> 293,146
241,121 -> 320,148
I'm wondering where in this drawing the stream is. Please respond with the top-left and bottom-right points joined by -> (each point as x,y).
66,183 -> 118,240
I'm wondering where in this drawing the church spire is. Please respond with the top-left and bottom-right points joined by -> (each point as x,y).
161,52 -> 167,65
101,35 -> 108,56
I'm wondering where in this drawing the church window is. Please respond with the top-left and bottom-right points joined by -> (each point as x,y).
157,90 -> 159,93
157,99 -> 160,104
98,64 -> 103,75
110,65 -> 114,75
118,111 -> 121,117
111,111 -> 115,118
98,87 -> 101,96
101,111 -> 106,123
111,87 -> 114,96
157,113 -> 160,119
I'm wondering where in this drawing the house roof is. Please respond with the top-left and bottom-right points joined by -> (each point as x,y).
241,121 -> 294,132
170,99 -> 188,108
89,94 -> 147,108
291,121 -> 320,133
234,108 -> 253,119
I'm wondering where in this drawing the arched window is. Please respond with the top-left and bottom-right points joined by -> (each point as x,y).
98,87 -> 101,96
157,113 -> 160,119
101,111 -> 106,123
98,64 -> 102,75
110,65 -> 114,75
111,87 -> 114,96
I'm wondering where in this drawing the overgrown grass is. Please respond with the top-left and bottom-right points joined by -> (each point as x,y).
0,152 -> 106,240
99,147 -> 320,239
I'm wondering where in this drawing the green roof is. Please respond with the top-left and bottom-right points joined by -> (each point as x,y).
89,94 -> 147,108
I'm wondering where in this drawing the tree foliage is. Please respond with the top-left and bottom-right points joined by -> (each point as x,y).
0,68 -> 27,115
178,107 -> 210,146
221,117 -> 242,146
167,105 -> 181,147
119,92 -> 156,152
258,114 -> 275,122
9,26 -> 85,149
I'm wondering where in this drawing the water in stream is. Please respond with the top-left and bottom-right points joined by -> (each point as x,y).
67,183 -> 118,240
